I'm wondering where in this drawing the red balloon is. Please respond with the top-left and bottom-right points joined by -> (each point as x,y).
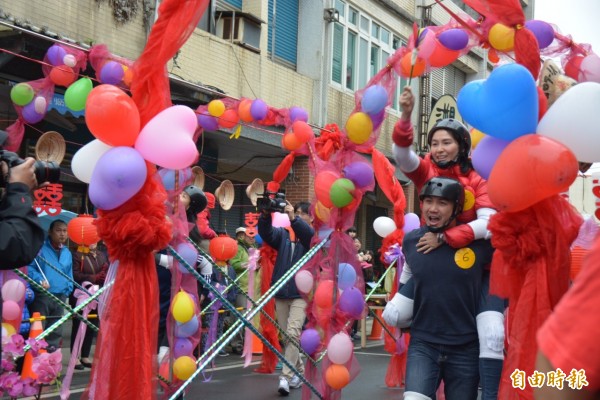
314,171 -> 340,208
314,280 -> 336,309
292,121 -> 314,143
49,66 -> 76,87
487,134 -> 578,212
67,214 -> 99,245
282,133 -> 303,151
428,40 -> 460,67
85,85 -> 141,147
219,109 -> 239,128
564,55 -> 585,80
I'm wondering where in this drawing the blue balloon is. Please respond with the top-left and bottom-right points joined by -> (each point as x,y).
175,316 -> 199,338
254,234 -> 263,246
338,263 -> 357,290
457,64 -> 538,141
158,168 -> 192,191
361,85 -> 388,115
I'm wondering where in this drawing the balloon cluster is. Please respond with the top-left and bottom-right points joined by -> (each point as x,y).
71,84 -> 199,210
168,290 -> 199,381
345,85 -> 388,145
1,277 -> 26,341
459,63 -> 585,212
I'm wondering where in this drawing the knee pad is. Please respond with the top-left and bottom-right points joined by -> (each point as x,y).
477,311 -> 505,359
403,391 -> 432,400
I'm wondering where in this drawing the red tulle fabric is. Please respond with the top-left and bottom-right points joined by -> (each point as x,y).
254,244 -> 282,373
315,124 -> 344,161
273,153 -> 296,183
488,196 -> 582,400
85,166 -> 172,400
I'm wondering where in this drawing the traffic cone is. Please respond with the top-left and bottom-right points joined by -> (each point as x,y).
252,333 -> 263,354
367,309 -> 384,340
21,312 -> 45,379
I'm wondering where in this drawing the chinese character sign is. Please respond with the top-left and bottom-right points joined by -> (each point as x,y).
427,94 -> 464,126
33,183 -> 63,215
244,212 -> 260,237
511,369 -> 589,390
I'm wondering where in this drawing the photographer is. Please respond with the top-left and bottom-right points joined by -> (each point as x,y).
258,199 -> 314,396
0,131 -> 45,269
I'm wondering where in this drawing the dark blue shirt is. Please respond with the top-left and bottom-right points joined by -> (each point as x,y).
403,227 -> 494,345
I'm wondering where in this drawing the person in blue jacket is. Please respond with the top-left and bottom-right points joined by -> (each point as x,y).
258,200 -> 314,396
27,219 -> 74,352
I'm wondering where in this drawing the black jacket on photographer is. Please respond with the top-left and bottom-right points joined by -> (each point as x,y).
258,212 -> 314,299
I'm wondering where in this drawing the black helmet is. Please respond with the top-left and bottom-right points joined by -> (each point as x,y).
183,185 -> 208,215
419,177 -> 465,232
427,119 -> 471,171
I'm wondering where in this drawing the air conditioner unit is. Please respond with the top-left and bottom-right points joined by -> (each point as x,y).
216,11 -> 263,53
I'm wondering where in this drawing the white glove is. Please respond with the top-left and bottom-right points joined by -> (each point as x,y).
382,293 -> 413,329
158,254 -> 173,269
197,255 -> 213,276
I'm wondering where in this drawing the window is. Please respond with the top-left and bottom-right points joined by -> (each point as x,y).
330,9 -> 399,103
268,0 -> 299,67
335,0 -> 346,19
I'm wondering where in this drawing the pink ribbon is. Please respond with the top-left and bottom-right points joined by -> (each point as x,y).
60,282 -> 99,400
242,248 -> 260,367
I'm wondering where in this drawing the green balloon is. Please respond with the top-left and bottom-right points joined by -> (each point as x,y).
329,178 -> 355,208
10,83 -> 34,106
65,77 -> 93,112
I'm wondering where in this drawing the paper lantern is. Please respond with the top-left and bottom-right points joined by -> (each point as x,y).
209,234 -> 237,266
67,214 -> 99,245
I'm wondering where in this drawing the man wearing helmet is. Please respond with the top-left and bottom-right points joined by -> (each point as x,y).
384,177 -> 494,400
390,87 -> 504,400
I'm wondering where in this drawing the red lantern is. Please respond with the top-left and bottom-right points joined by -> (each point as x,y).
209,234 -> 237,266
67,214 -> 100,246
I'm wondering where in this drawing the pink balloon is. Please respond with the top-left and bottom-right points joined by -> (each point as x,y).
295,270 -> 314,293
1,280 -> 25,302
3,300 -> 21,321
327,333 -> 353,364
579,54 -> 600,83
34,96 -> 47,114
403,213 -> 420,233
135,105 -> 199,169
272,212 -> 290,228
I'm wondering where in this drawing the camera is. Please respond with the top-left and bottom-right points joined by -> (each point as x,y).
0,150 -> 61,187
257,191 -> 286,213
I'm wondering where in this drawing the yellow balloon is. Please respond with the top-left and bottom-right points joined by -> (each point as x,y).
488,23 -> 515,52
172,291 -> 195,323
173,356 -> 196,380
1,322 -> 16,337
345,112 -> 373,145
314,201 -> 331,223
208,100 -> 226,117
470,128 -> 485,150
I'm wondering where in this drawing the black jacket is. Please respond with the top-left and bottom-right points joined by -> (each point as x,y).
258,213 -> 314,299
0,182 -> 44,269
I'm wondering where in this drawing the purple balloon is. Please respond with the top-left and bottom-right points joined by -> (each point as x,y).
89,147 -> 148,210
177,242 -> 198,274
22,102 -> 45,124
300,329 -> 321,355
338,287 -> 365,318
438,28 -> 469,51
198,112 -> 219,131
173,338 -> 194,358
417,28 -> 429,46
289,106 -> 309,123
471,136 -> 511,180
370,109 -> 385,130
525,20 -> 555,50
338,263 -> 357,290
99,61 -> 125,85
343,161 -> 374,189
361,85 -> 388,115
403,213 -> 420,233
250,99 -> 268,120
175,316 -> 199,338
47,45 -> 67,66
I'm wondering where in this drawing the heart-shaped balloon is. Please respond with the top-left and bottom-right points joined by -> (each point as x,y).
457,64 -> 538,141
537,82 -> 600,163
487,134 -> 578,212
135,105 -> 199,169
89,147 -> 148,210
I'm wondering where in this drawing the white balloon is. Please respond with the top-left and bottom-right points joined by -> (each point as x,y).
373,216 -> 396,238
327,332 -> 353,364
537,82 -> 600,163
294,270 -> 314,294
71,139 -> 113,183
63,54 -> 77,68
34,96 -> 47,114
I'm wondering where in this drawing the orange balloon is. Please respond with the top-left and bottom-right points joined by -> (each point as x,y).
314,201 -> 331,223
399,53 -> 426,78
325,364 -> 351,390
85,84 -> 141,147
238,99 -> 254,122
50,66 -> 76,87
219,109 -> 239,128
122,66 -> 134,87
292,121 -> 314,143
282,133 -> 303,151
314,170 -> 340,208
314,280 -> 335,309
487,134 -> 578,212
